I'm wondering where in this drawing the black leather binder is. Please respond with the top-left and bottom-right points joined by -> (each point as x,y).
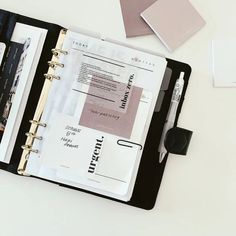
0,8 -> 192,210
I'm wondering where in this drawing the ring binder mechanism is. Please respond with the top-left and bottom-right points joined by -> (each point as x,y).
21,145 -> 39,153
17,29 -> 68,175
51,48 -> 68,57
48,61 -> 64,69
25,132 -> 43,140
44,73 -> 61,81
29,119 -> 47,127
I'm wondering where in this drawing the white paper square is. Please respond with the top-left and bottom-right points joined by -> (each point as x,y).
212,39 -> 236,87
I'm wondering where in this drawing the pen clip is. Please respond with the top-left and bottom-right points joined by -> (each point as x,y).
117,139 -> 142,150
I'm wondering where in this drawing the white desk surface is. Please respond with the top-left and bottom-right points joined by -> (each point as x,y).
0,0 -> 236,235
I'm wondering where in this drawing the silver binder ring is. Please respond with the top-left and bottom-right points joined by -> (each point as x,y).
29,120 -> 47,127
25,132 -> 43,140
51,48 -> 68,57
48,61 -> 64,69
44,73 -> 60,81
21,145 -> 39,153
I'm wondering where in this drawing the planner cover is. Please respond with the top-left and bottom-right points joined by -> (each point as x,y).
0,8 -> 192,210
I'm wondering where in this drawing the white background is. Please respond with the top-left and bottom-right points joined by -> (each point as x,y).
0,0 -> 236,235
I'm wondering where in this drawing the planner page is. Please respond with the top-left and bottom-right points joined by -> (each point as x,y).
26,30 -> 167,201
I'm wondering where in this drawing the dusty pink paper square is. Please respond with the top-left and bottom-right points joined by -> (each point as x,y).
120,0 -> 156,37
141,0 -> 206,51
79,85 -> 142,139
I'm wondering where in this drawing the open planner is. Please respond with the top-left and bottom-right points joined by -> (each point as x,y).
0,8 -> 192,209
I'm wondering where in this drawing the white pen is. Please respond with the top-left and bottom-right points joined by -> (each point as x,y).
158,72 -> 185,163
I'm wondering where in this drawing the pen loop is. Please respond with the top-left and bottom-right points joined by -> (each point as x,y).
117,139 -> 142,150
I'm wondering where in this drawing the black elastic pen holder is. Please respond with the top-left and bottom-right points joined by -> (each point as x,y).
164,127 -> 193,155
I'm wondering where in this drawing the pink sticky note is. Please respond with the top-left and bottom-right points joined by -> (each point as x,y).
141,0 -> 206,51
120,0 -> 156,37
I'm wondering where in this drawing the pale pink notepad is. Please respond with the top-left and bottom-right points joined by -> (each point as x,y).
120,0 -> 156,37
141,0 -> 206,51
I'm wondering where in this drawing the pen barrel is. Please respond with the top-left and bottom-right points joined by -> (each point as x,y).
158,74 -> 185,161
158,95 -> 180,153
166,101 -> 178,123
171,82 -> 184,102
158,121 -> 170,153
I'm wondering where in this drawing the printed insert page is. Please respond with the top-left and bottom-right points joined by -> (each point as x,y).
26,30 -> 167,201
